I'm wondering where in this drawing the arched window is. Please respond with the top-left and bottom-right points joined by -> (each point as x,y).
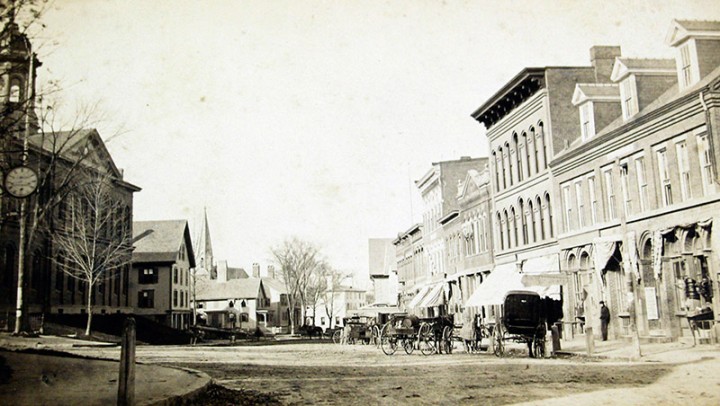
528,199 -> 537,243
519,199 -> 527,245
505,141 -> 513,186
499,147 -> 506,190
514,133 -> 523,182
523,131 -> 531,178
532,126 -> 540,174
537,196 -> 545,240
511,206 -> 518,248
504,210 -> 511,249
497,212 -> 504,250
492,151 -> 499,192
545,193 -> 554,238
9,78 -> 22,103
539,121 -> 548,170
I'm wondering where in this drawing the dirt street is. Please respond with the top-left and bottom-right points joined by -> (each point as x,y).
86,341 -> 677,405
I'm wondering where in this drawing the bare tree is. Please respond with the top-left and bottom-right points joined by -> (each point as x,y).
271,237 -> 327,335
50,171 -> 132,335
322,267 -> 351,330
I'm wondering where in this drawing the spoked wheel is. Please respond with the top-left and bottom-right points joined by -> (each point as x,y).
371,325 -> 381,347
381,335 -> 398,355
493,326 -> 504,357
419,323 -> 436,356
403,337 -> 415,354
442,326 -> 453,354
332,330 -> 342,345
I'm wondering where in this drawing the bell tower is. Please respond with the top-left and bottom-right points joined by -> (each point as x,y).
0,16 -> 41,137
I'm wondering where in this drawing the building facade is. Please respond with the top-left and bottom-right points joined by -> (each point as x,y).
131,220 -> 196,329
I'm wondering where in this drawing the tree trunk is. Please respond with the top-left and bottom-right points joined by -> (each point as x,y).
85,283 -> 93,336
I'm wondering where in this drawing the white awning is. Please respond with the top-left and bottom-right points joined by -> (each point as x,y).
521,254 -> 559,274
465,262 -> 561,307
420,284 -> 444,307
407,285 -> 431,309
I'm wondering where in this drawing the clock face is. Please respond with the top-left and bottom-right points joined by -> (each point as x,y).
5,166 -> 39,198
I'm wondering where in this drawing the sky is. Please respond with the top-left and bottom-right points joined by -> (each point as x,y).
31,0 -> 720,288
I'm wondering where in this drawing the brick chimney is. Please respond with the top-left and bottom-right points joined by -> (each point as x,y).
590,45 -> 622,83
267,265 -> 275,279
252,263 -> 260,278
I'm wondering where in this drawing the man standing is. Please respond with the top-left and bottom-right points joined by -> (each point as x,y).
599,301 -> 610,341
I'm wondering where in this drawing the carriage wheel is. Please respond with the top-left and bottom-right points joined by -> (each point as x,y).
381,335 -> 398,355
332,330 -> 342,345
419,323 -> 436,356
403,337 -> 415,355
372,325 -> 381,347
533,335 -> 546,358
493,326 -> 504,357
442,326 -> 453,354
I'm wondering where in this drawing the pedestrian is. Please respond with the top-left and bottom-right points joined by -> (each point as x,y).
599,301 -> 610,341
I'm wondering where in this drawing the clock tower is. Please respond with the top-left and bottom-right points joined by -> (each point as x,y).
0,16 -> 41,138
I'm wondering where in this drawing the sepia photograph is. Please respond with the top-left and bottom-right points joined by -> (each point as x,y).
1,0 -> 720,404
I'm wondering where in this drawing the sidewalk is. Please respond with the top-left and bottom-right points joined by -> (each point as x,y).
0,333 -> 212,406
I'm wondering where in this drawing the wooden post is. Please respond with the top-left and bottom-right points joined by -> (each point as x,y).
585,326 -> 595,356
551,324 -> 561,356
118,317 -> 136,406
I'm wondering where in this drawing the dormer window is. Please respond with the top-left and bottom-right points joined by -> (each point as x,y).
620,77 -> 638,120
679,44 -> 693,87
579,102 -> 595,140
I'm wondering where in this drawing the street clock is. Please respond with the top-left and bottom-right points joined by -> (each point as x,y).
4,165 -> 39,198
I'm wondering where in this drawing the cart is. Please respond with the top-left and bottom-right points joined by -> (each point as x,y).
379,313 -> 425,355
417,315 -> 456,355
332,315 -> 380,345
492,290 -> 547,358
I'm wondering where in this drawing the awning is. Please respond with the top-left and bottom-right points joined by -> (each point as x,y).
420,284 -> 444,307
407,285 -> 432,309
521,254 -> 559,274
465,262 -> 562,307
464,263 -> 521,307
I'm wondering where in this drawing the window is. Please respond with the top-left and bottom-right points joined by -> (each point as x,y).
138,290 -> 155,308
679,44 -> 693,88
635,157 -> 649,211
697,133 -> 715,195
545,194 -> 554,238
621,78 -> 638,119
523,132 -> 531,177
620,163 -> 631,215
575,181 -> 584,228
580,102 -> 595,140
657,148 -> 673,206
519,200 -> 527,245
9,78 -> 21,103
511,207 -> 518,247
528,200 -> 537,243
139,268 -> 158,284
173,266 -> 178,284
603,168 -> 616,220
539,122 -> 547,170
506,142 -> 514,186
514,133 -> 523,182
588,176 -> 597,225
676,141 -> 691,201
562,184 -> 572,232
492,152 -> 500,192
173,290 -> 178,307
497,213 -> 504,250
499,147 -> 507,190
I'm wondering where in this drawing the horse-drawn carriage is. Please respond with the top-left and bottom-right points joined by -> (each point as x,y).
492,290 -> 549,358
332,315 -> 380,345
379,313 -> 456,356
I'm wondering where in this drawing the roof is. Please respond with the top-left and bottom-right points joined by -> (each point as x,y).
610,58 -> 676,82
132,220 -> 195,266
666,19 -> 720,46
261,277 -> 287,294
196,278 -> 265,301
572,83 -> 620,106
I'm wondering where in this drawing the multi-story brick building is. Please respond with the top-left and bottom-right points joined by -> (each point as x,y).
468,46 -> 623,325
552,19 -> 720,341
393,223 -> 424,309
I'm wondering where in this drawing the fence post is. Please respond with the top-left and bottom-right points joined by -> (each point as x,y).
118,317 -> 136,406
585,326 -> 595,356
550,324 -> 561,356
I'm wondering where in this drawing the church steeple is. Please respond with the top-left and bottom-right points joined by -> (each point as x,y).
0,14 -> 41,136
194,207 -> 215,275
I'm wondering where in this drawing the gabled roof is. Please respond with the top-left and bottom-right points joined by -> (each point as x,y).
196,278 -> 265,301
610,58 -> 676,82
132,220 -> 196,266
572,83 -> 620,106
666,19 -> 720,47
457,168 -> 490,199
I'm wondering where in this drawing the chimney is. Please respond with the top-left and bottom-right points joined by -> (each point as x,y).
267,265 -> 275,279
590,45 -> 622,83
252,263 -> 260,278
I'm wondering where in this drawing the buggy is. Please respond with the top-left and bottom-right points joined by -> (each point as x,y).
332,315 -> 379,345
492,290 -> 548,358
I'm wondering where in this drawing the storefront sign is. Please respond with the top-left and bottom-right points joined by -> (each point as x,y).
645,287 -> 659,320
